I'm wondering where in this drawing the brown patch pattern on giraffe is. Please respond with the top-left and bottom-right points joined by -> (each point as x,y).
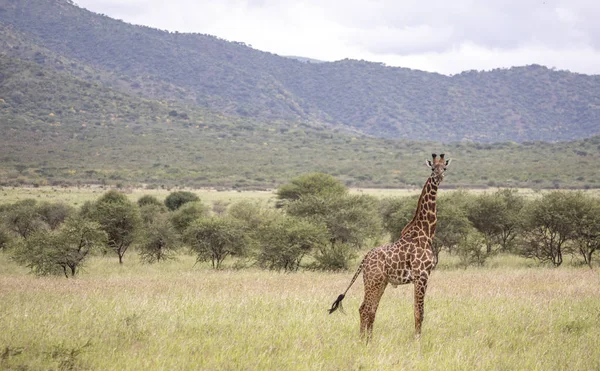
328,153 -> 450,340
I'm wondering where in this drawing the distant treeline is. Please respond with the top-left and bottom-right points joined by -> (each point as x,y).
1,173 -> 599,277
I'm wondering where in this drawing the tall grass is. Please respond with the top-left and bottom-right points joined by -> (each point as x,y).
1,254 -> 599,370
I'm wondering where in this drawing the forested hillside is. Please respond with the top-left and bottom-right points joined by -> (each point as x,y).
1,53 -> 600,189
1,0 -> 599,142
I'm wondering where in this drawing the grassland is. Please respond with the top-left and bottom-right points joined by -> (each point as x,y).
1,253 -> 599,370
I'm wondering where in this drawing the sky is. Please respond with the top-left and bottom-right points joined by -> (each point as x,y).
73,0 -> 600,75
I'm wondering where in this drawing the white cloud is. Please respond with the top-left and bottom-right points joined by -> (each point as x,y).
74,0 -> 600,75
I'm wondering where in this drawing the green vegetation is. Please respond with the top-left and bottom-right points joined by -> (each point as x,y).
2,177 -> 599,277
12,216 -> 106,277
81,190 -> 141,264
164,191 -> 200,211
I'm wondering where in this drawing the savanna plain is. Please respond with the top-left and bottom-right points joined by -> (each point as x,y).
1,188 -> 599,370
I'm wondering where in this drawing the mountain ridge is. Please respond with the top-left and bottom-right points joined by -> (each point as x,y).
1,0 -> 599,143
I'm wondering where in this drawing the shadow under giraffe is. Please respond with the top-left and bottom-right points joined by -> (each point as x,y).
328,153 -> 451,339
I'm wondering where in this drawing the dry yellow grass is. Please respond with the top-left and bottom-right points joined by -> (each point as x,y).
1,254 -> 599,370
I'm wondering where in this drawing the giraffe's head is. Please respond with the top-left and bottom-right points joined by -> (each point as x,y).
426,153 -> 451,184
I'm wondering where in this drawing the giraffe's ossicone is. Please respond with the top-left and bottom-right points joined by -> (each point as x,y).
328,153 -> 451,339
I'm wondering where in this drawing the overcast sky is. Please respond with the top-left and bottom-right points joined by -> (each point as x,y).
74,0 -> 600,75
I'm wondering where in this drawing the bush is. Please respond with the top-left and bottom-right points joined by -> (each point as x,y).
170,201 -> 209,234
456,230 -> 488,268
310,243 -> 356,271
185,216 -> 249,269
139,203 -> 168,226
137,195 -> 162,208
257,216 -> 328,271
380,196 -> 418,241
0,225 -> 12,251
276,173 -> 347,206
164,191 -> 199,211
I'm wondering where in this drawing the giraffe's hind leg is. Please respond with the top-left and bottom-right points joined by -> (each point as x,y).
359,276 -> 388,340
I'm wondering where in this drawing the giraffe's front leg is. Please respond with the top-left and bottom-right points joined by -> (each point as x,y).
412,270 -> 429,338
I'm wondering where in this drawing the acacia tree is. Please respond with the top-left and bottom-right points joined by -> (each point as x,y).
139,213 -> 179,263
286,193 -> 382,270
574,197 -> 600,268
433,195 -> 473,266
4,199 -> 46,239
520,191 -> 588,267
468,189 -> 525,254
37,201 -> 74,230
456,230 -> 488,268
379,196 -> 418,241
83,190 -> 141,264
13,217 -> 107,277
185,216 -> 249,269
170,201 -> 209,234
257,215 -> 328,271
494,189 -> 526,252
276,172 -> 347,207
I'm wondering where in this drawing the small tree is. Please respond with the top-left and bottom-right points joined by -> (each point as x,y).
456,230 -> 488,268
4,199 -> 46,239
83,190 -> 141,264
139,203 -> 168,226
276,173 -> 347,206
379,196 -> 418,241
257,216 -> 328,271
139,213 -> 179,263
164,191 -> 199,211
13,217 -> 107,277
574,197 -> 600,268
494,189 -> 526,252
37,201 -> 74,230
468,189 -> 525,254
170,201 -> 209,234
286,193 -> 381,270
185,217 -> 249,269
520,191 -> 587,267
432,193 -> 473,265
287,194 -> 381,249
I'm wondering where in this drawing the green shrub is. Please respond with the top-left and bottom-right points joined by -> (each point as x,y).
164,191 -> 199,211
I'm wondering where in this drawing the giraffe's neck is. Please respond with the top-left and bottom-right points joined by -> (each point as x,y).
400,176 -> 438,238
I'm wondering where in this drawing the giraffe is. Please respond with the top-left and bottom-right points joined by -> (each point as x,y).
328,153 -> 451,339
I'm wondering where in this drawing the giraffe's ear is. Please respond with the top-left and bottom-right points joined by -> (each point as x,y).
445,159 -> 452,167
426,160 -> 433,168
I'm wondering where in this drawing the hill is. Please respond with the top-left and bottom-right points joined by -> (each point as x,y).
0,0 -> 599,143
1,54 -> 600,190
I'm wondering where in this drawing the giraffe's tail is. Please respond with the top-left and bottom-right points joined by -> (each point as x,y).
328,294 -> 346,314
328,254 -> 367,314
